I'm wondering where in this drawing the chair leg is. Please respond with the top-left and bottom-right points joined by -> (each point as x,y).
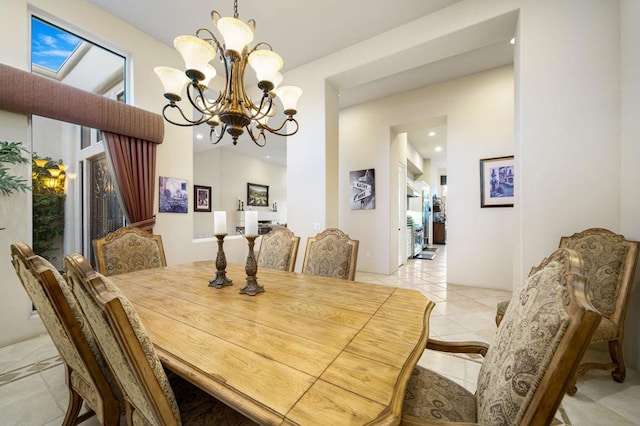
609,339 -> 626,383
62,386 -> 84,426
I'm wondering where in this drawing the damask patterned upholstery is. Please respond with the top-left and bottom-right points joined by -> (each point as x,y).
93,226 -> 166,276
403,248 -> 601,426
403,368 -> 477,424
257,226 -> 300,272
495,228 -> 639,390
301,228 -> 359,280
10,243 -> 120,426
64,252 -> 256,425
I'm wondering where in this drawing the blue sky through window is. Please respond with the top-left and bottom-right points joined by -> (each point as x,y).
31,18 -> 82,73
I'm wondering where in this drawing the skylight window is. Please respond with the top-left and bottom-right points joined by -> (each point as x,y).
31,17 -> 82,73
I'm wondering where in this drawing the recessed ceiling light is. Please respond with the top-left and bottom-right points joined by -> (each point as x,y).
196,133 -> 204,140
510,37 -> 515,45
428,131 -> 436,137
266,155 -> 271,159
435,146 -> 442,152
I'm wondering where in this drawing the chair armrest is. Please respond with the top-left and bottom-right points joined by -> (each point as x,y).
426,338 -> 489,357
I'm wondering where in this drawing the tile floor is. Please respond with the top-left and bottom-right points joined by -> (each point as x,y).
1,244 -> 638,425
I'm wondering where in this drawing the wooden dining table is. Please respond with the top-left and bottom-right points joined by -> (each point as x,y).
109,261 -> 434,425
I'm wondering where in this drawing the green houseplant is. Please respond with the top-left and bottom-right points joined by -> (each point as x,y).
0,140 -> 30,196
32,154 -> 66,256
0,140 -> 31,230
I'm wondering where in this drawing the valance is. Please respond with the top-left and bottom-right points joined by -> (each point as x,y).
0,63 -> 164,144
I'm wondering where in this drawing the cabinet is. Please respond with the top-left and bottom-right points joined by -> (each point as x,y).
432,204 -> 446,244
433,222 -> 446,244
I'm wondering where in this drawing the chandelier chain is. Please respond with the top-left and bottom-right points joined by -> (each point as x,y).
234,0 -> 239,19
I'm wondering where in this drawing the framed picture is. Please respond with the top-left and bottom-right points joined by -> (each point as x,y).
194,185 -> 212,212
350,168 -> 375,210
159,176 -> 188,213
480,156 -> 514,208
247,182 -> 269,207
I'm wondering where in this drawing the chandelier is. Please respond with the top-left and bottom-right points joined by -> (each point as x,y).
154,0 -> 302,147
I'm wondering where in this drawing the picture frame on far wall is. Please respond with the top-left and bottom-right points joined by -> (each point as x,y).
159,176 -> 188,213
194,185 -> 212,212
480,156 -> 514,208
247,182 -> 269,207
350,168 -> 376,210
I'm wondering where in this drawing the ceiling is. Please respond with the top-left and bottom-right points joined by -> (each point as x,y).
86,0 -> 516,168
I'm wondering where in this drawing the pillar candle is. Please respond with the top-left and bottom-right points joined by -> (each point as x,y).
245,211 -> 258,236
213,211 -> 227,235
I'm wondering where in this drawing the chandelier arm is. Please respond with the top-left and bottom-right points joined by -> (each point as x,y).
249,93 -> 274,121
246,125 -> 267,147
210,123 -> 227,145
248,42 -> 274,55
259,117 -> 300,137
185,83 -> 215,116
195,28 -> 225,55
162,104 -> 210,127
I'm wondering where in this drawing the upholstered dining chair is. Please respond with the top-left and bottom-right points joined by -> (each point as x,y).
495,228 -> 639,394
257,225 -> 300,272
93,226 -> 167,276
10,243 -> 121,426
301,227 -> 359,281
64,252 -> 257,426
403,248 -> 601,426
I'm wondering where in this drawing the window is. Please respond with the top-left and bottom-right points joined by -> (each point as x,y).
31,15 -> 127,271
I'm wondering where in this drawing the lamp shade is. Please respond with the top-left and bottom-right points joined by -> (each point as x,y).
201,64 -> 218,88
248,50 -> 283,85
47,168 -> 62,178
154,66 -> 189,98
217,17 -> 253,54
271,72 -> 283,90
275,86 -> 303,114
174,35 -> 216,78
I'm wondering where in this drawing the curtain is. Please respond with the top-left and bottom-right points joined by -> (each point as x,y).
103,132 -> 157,233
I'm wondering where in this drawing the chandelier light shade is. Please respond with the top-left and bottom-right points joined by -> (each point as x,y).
154,0 -> 302,147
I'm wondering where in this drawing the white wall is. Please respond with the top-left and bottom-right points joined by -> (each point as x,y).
285,0 -> 520,273
193,148 -> 287,238
339,66 -> 514,281
516,1 -> 621,274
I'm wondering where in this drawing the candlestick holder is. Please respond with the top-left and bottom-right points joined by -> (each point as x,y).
209,234 -> 233,288
240,235 -> 264,296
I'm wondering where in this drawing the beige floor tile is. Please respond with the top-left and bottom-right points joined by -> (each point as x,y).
0,373 -> 64,425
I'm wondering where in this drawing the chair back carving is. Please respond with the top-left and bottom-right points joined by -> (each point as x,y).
257,226 -> 300,272
559,228 -> 639,322
302,228 -> 359,281
10,243 -> 120,425
477,248 -> 600,426
93,226 -> 166,276
65,252 -> 181,425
